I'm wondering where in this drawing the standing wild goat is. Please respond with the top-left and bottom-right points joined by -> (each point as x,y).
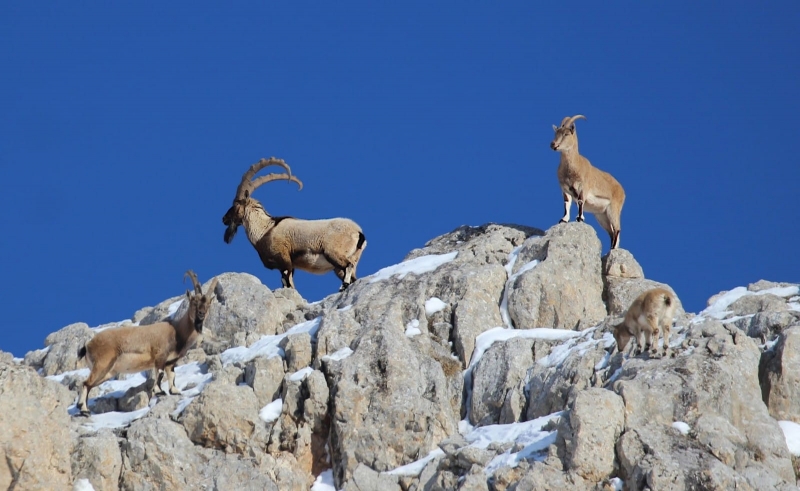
551,115 -> 626,249
222,157 -> 366,292
613,287 -> 677,357
76,271 -> 218,416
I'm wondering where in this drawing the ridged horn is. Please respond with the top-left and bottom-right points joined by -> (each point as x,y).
184,270 -> 203,295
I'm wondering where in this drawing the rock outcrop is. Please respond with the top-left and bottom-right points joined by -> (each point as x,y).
3,222 -> 799,490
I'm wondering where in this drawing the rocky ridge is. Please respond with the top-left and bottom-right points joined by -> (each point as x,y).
1,222 -> 799,490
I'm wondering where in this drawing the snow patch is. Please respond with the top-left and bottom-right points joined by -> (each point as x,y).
322,346 -> 354,362
79,407 -> 150,431
289,367 -> 314,382
779,420 -> 800,456
337,304 -> 353,311
166,299 -> 185,319
47,368 -> 90,383
311,469 -> 337,491
405,319 -> 422,338
466,412 -> 563,475
220,317 -> 321,365
470,327 -> 582,370
384,448 -> 445,476
672,421 -> 691,435
701,285 -> 799,320
368,252 -> 458,284
259,399 -> 283,423
73,478 -> 96,491
425,297 -> 448,316
609,477 -> 624,491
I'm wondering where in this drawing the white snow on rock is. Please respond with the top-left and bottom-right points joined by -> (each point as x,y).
384,448 -> 445,476
47,367 -> 90,384
405,319 -> 422,338
779,420 -> 800,456
469,327 -> 582,370
425,297 -> 448,316
220,317 -> 322,365
311,469 -> 337,490
289,366 -> 314,382
672,421 -> 691,435
701,285 -> 799,320
73,478 -> 96,491
78,406 -> 151,431
259,398 -> 283,423
368,252 -> 458,284
321,346 -> 354,362
499,246 -> 538,328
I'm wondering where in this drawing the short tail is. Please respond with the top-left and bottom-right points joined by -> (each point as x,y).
663,294 -> 672,307
357,232 -> 366,250
77,346 -> 86,360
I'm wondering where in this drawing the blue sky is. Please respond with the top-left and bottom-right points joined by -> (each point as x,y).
1,2 -> 798,356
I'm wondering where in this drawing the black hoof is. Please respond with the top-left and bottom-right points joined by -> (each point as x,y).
576,217 -> 585,223
155,390 -> 167,397
339,282 -> 351,292
77,409 -> 91,417
559,219 -> 568,224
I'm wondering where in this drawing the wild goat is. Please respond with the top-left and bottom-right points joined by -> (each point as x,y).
76,271 -> 218,416
550,115 -> 626,249
222,157 -> 366,292
613,287 -> 677,357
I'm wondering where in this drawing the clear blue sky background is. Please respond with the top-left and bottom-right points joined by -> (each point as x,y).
1,2 -> 798,357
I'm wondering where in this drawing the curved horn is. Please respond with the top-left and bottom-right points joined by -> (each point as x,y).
565,114 -> 586,127
204,277 -> 220,299
235,157 -> 303,199
250,173 -> 303,192
184,270 -> 203,295
560,116 -> 573,128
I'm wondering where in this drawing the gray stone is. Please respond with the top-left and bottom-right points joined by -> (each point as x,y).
71,429 -> 122,491
0,363 -> 75,490
558,388 -> 624,481
470,338 -> 538,426
245,355 -> 285,408
42,322 -> 94,376
602,248 -> 644,279
507,223 -> 607,331
181,383 -> 261,454
201,272 -> 306,353
760,326 -> 800,422
509,462 -> 589,491
304,369 -> 330,433
282,332 -> 313,372
341,463 -> 401,491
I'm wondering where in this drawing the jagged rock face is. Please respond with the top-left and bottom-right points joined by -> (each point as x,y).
507,223 -> 607,330
5,222 -> 800,491
0,361 -> 75,490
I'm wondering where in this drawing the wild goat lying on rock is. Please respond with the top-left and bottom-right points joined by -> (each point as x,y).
76,271 -> 218,416
222,157 -> 367,292
551,115 -> 626,249
613,287 -> 677,357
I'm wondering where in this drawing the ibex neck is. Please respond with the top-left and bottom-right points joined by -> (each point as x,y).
243,207 -> 275,246
560,146 -> 584,168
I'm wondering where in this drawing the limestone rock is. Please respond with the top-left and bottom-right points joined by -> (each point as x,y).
181,382 -> 262,454
71,429 -> 122,491
760,326 -> 800,422
245,355 -> 285,408
42,322 -> 94,375
0,363 -> 75,490
602,248 -> 644,279
201,272 -> 306,353
507,223 -> 607,330
281,332 -> 313,372
558,388 -> 624,481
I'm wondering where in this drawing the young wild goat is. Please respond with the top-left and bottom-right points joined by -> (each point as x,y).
222,157 -> 367,293
76,271 -> 218,416
613,287 -> 677,358
550,115 -> 626,249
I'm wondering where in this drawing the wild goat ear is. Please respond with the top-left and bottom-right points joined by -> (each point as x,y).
186,290 -> 192,299
552,124 -> 558,132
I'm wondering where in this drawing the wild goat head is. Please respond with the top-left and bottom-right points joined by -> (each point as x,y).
183,270 -> 219,332
222,157 -> 303,243
550,114 -> 586,152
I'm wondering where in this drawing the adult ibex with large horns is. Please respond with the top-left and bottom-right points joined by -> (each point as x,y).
222,157 -> 366,292
550,115 -> 626,249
